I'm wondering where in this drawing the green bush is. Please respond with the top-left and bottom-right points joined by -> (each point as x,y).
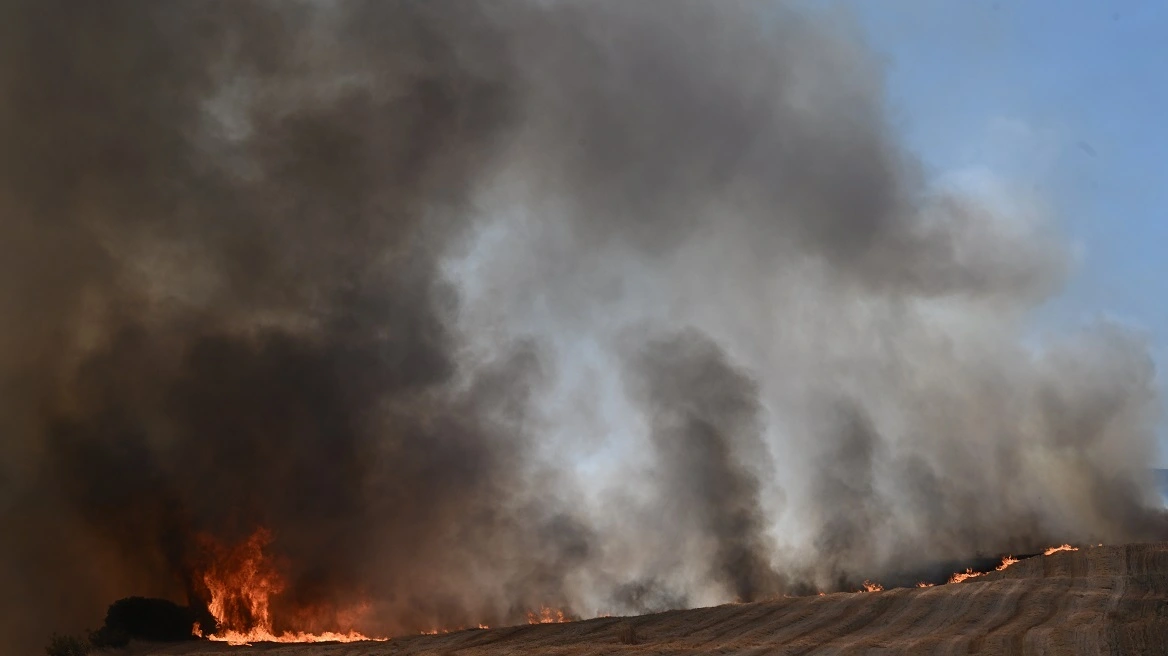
44,634 -> 90,656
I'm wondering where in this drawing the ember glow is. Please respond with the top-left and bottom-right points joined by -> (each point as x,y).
420,624 -> 489,635
527,607 -> 570,624
197,528 -> 386,645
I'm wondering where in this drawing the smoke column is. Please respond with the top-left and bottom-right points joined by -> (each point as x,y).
0,1 -> 1163,651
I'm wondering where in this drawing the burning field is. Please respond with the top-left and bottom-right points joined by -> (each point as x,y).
192,528 -> 381,644
3,1 -> 1168,654
113,543 -> 1168,654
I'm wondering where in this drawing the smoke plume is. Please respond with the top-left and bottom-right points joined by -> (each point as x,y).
1,1 -> 1163,651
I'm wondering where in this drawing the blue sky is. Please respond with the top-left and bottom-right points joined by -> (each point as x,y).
841,1 -> 1168,461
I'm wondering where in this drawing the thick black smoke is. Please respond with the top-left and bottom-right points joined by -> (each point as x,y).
1,1 -> 1164,652
0,0 -> 548,648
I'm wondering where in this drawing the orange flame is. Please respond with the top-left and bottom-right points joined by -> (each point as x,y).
860,580 -> 883,592
527,606 -> 569,624
1044,544 -> 1078,556
995,555 -> 1019,571
915,582 -> 934,588
948,568 -> 982,584
948,554 -> 1020,584
196,527 -> 386,645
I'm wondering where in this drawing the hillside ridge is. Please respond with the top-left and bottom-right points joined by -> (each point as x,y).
128,542 -> 1168,655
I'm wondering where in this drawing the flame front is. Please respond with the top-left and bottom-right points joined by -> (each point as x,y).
192,534 -> 1085,642
197,527 -> 386,645
947,553 -> 1022,584
947,568 -> 981,584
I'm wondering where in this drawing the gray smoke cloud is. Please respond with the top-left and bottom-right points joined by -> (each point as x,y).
1,0 -> 1164,652
625,330 -> 784,603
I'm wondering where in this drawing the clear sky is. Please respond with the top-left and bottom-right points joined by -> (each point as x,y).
841,1 -> 1168,461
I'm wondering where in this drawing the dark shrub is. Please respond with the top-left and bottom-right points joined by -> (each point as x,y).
45,634 -> 90,656
87,625 -> 130,649
102,597 -> 196,642
191,602 -> 219,637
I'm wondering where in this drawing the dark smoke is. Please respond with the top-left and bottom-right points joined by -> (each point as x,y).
627,331 -> 783,603
0,0 -> 543,647
0,1 -> 1164,652
807,402 -> 888,590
